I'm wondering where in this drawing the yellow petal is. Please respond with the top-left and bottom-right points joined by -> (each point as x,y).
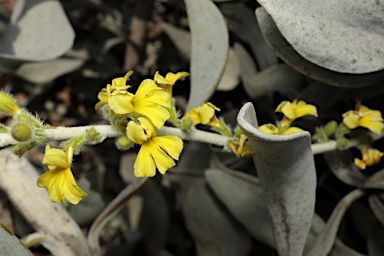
164,71 -> 189,85
126,121 -> 148,145
183,108 -> 201,124
111,71 -> 134,87
276,101 -> 295,120
135,103 -> 170,128
295,103 -> 318,118
134,143 -> 156,177
43,145 -> 70,169
134,79 -> 170,107
283,126 -> 304,135
358,105 -> 373,114
363,148 -> 383,165
359,116 -> 384,134
108,94 -> 134,115
354,158 -> 366,170
95,91 -> 108,110
199,104 -> 216,124
137,117 -> 157,138
151,136 -> 183,160
342,111 -> 359,129
258,124 -> 279,135
37,168 -> 86,204
148,140 -> 176,174
154,72 -> 170,85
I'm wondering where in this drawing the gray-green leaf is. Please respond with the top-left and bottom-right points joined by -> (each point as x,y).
237,102 -> 316,256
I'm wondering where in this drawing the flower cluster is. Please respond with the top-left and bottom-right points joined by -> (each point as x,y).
259,100 -> 318,135
96,71 -> 187,177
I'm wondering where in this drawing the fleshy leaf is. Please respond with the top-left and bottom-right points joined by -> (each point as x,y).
237,102 -> 316,256
256,7 -> 384,87
185,0 -> 229,109
306,189 -> 365,256
0,0 -> 75,72
0,225 -> 33,256
256,0 -> 384,74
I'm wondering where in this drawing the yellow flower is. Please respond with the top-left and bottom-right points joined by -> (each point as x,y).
37,145 -> 87,205
342,105 -> 384,135
258,123 -> 304,135
354,146 -> 383,170
126,117 -> 183,177
95,71 -> 134,114
130,79 -> 171,128
95,71 -> 171,128
154,71 -> 189,95
275,100 -> 318,124
228,134 -> 253,157
183,102 -> 220,126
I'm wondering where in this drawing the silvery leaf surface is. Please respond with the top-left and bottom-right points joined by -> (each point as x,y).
237,102 -> 316,256
0,0 -> 75,72
0,225 -> 33,256
256,7 -> 384,87
256,0 -> 384,74
185,0 -> 229,109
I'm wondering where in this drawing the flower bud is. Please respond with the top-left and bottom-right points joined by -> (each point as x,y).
336,138 -> 348,148
86,127 -> 100,142
324,121 -> 338,136
0,92 -> 21,116
11,123 -> 32,142
116,136 -> 134,149
180,118 -> 193,132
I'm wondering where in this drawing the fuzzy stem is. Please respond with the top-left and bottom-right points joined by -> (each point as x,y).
0,124 -> 372,154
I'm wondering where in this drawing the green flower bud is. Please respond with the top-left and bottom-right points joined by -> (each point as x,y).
11,123 -> 32,142
0,92 -> 21,116
13,145 -> 27,157
116,136 -> 134,149
86,128 -> 100,142
337,138 -> 348,148
324,121 -> 338,136
180,118 -> 193,132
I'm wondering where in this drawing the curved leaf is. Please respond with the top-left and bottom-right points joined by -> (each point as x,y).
237,102 -> 316,256
170,175 -> 251,256
256,0 -> 384,74
205,169 -> 275,248
219,2 -> 277,70
185,0 -> 229,109
306,189 -> 365,256
0,0 -> 75,72
256,7 -> 384,87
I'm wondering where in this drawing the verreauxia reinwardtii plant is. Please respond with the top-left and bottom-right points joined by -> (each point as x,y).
0,71 -> 383,205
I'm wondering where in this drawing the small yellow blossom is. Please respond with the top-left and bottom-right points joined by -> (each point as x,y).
228,134 -> 253,157
354,146 -> 383,170
342,105 -> 384,135
154,71 -> 189,95
0,92 -> 21,116
183,102 -> 220,127
258,123 -> 304,135
95,71 -> 171,128
275,100 -> 318,124
126,117 -> 183,177
37,145 -> 87,205
95,71 -> 134,114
